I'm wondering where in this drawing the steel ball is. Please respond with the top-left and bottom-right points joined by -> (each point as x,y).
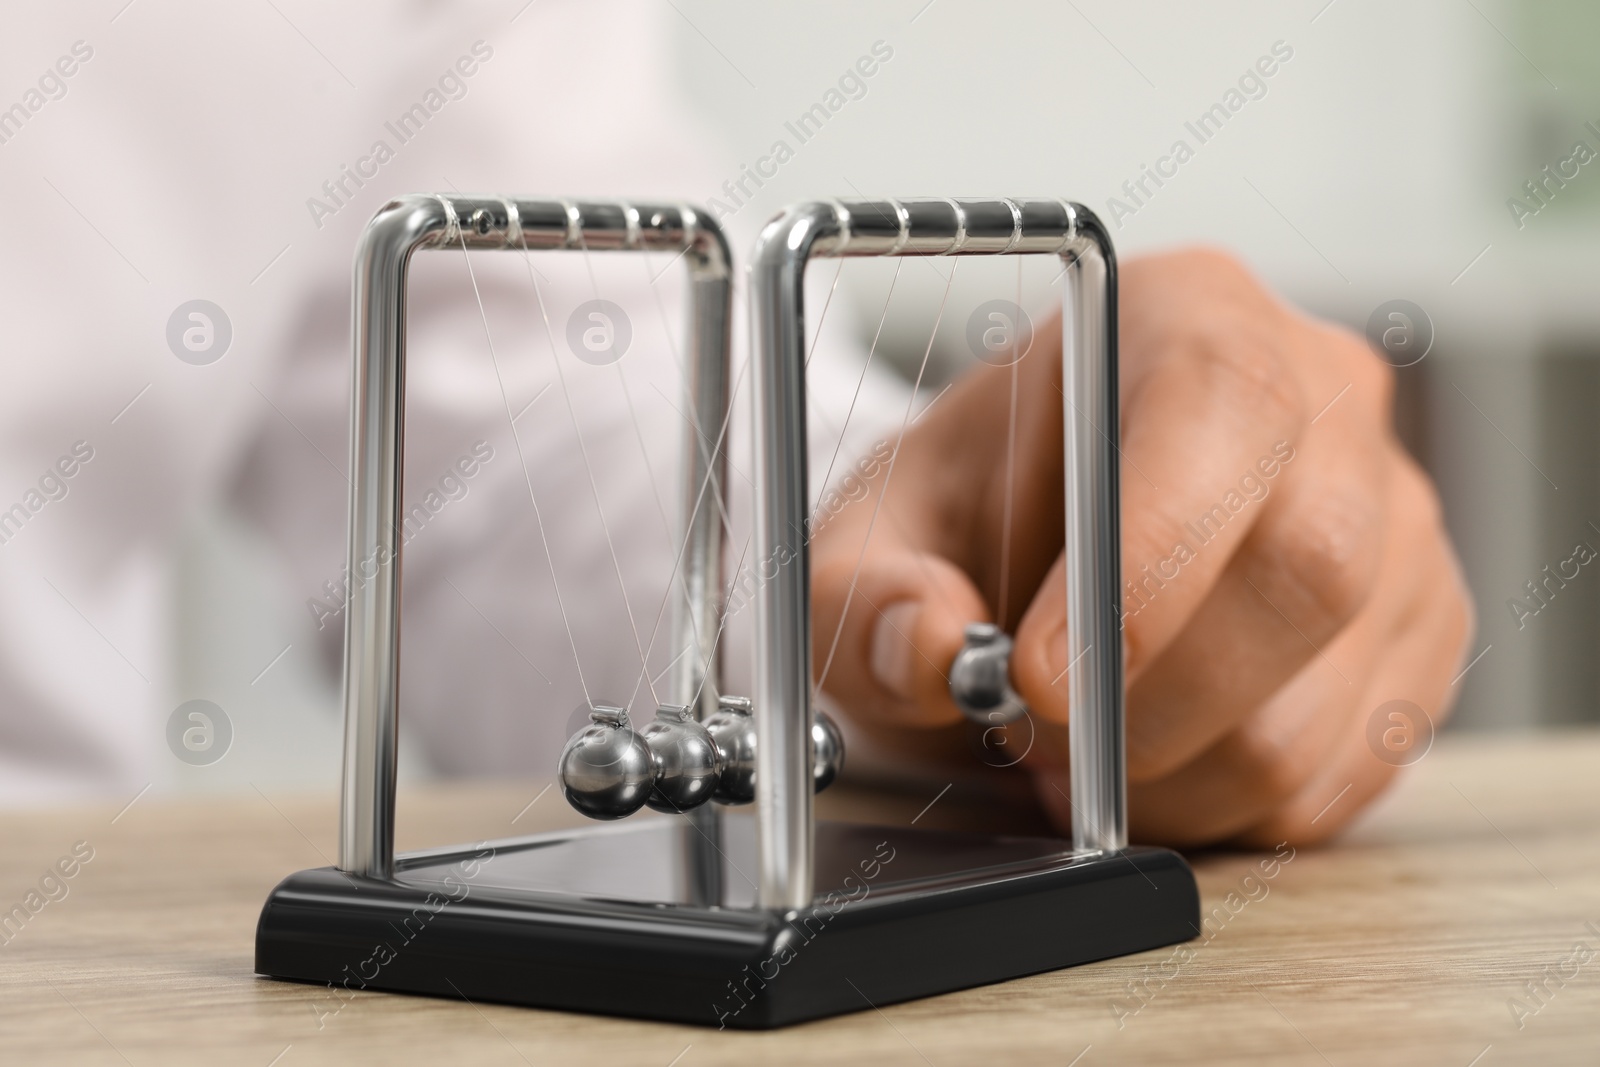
704,695 -> 757,804
811,710 -> 845,793
558,705 -> 655,820
640,704 -> 724,813
948,622 -> 1029,726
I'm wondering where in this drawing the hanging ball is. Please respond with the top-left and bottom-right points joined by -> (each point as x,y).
704,696 -> 847,802
812,710 -> 844,793
558,706 -> 655,820
949,622 -> 1029,726
704,695 -> 757,805
641,704 -> 724,813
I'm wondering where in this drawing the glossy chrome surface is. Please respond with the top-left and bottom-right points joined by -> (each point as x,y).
559,706 -> 656,820
641,705 -> 724,812
393,815 -> 1100,911
704,694 -> 757,804
750,204 -> 829,909
338,194 -> 732,877
750,198 -> 1126,905
703,695 -> 841,805
1060,212 -> 1127,853
949,622 -> 1029,726
811,710 -> 844,793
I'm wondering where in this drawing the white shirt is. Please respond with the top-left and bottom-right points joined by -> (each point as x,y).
0,0 -> 906,801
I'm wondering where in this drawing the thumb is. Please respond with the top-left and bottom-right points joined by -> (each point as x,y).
808,315 -> 1064,732
812,540 -> 990,729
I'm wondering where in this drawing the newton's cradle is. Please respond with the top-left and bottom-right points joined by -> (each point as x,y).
254,194 -> 1199,1028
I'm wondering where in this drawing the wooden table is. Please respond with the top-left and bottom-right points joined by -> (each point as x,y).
2,729 -> 1597,1065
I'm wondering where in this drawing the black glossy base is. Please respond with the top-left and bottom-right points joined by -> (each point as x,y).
255,816 -> 1198,1029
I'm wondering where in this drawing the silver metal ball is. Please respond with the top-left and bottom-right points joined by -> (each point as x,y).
812,710 -> 844,793
949,622 -> 1029,726
558,706 -> 655,820
704,695 -> 846,802
640,704 -> 724,813
704,695 -> 757,805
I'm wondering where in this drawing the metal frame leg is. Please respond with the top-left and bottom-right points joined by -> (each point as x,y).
749,198 -> 1126,908
337,194 -> 732,878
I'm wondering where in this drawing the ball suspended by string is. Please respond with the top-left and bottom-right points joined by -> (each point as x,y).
812,709 -> 845,793
641,704 -> 724,813
704,695 -> 758,805
949,622 -> 1029,726
558,706 -> 655,820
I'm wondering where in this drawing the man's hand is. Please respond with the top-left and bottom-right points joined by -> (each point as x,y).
810,249 -> 1474,847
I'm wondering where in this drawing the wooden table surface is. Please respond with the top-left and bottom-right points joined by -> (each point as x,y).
2,728 -> 1598,1066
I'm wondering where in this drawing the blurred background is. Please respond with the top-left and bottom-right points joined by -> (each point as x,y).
650,0 -> 1596,734
6,0 -> 1593,798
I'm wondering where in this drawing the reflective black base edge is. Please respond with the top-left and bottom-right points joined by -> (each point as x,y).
255,817 -> 1198,1030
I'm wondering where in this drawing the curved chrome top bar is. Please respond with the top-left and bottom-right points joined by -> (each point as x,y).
749,197 -> 1124,910
797,196 -> 1084,258
339,194 -> 732,879
354,193 -> 732,272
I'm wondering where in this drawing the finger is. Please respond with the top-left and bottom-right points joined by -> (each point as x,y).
809,410 -> 992,729
1005,549 -> 1073,768
1229,657 -> 1432,850
1111,251 -> 1311,677
1124,598 -> 1384,845
1038,450 -> 1466,844
1234,490 -> 1473,847
813,537 -> 989,729
1120,354 -> 1391,780
896,249 -> 1308,744
1012,252 -> 1311,729
1006,404 -> 1378,769
810,332 -> 1069,733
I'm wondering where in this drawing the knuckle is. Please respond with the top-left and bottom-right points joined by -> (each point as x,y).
1125,731 -> 1188,785
1249,498 -> 1382,637
1128,246 -> 1310,432
1228,732 -> 1313,814
1189,321 -> 1306,432
1328,325 -> 1396,419
1395,453 -> 1445,542
1164,246 -> 1263,292
1357,337 -> 1397,415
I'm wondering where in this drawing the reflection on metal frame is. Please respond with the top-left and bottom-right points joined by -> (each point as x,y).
750,198 -> 1127,910
336,194 -> 732,879
260,195 -> 1193,1029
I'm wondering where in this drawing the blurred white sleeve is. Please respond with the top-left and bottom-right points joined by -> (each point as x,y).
225,2 -> 913,779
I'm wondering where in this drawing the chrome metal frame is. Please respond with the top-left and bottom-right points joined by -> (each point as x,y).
264,195 -> 1186,1028
337,194 -> 732,878
750,198 -> 1127,910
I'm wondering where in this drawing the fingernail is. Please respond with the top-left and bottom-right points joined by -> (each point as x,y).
871,602 -> 921,701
